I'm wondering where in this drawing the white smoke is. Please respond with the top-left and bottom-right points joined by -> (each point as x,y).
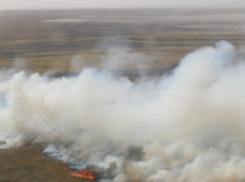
0,41 -> 245,181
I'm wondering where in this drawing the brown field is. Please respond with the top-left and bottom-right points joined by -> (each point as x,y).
0,146 -> 91,182
0,9 -> 245,181
1,9 -> 245,75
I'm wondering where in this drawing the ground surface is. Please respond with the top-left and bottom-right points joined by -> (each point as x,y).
0,9 -> 245,76
0,146 -> 91,182
0,9 -> 245,181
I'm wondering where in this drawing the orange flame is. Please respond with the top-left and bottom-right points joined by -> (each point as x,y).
63,164 -> 96,180
69,169 -> 96,180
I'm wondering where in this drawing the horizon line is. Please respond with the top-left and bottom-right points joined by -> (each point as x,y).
1,7 -> 245,11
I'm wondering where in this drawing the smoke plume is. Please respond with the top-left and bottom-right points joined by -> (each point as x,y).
0,41 -> 245,181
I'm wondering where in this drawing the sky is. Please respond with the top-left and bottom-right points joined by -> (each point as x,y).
0,0 -> 245,10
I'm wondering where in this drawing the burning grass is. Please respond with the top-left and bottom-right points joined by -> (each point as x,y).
63,164 -> 97,180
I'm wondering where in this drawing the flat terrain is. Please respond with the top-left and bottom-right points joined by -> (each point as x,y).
0,9 -> 245,76
0,146 -> 91,182
0,9 -> 245,181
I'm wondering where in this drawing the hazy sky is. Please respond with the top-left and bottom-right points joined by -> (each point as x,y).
0,0 -> 244,10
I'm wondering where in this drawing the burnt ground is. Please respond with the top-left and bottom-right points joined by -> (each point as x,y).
0,146 -> 91,182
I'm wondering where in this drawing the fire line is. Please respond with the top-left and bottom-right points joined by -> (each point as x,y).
63,164 -> 96,180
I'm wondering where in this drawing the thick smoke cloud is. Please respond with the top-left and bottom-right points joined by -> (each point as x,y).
1,41 -> 245,181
